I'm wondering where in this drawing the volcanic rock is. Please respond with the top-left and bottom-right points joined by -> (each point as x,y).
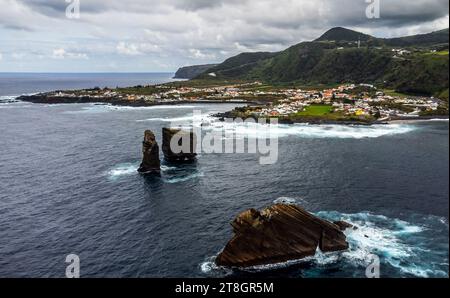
334,221 -> 354,231
137,130 -> 161,174
162,128 -> 197,162
216,204 -> 350,268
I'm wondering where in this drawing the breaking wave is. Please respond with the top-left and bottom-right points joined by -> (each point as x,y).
201,210 -> 449,278
107,162 -> 203,184
163,172 -> 205,184
203,122 -> 417,139
316,211 -> 449,278
273,196 -> 308,205
0,95 -> 18,102
66,104 -> 201,114
136,113 -> 216,124
426,118 -> 449,122
108,163 -> 139,178
0,96 -> 31,109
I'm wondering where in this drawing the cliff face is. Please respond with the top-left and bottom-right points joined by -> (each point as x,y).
216,204 -> 350,268
162,128 -> 197,162
173,64 -> 218,79
137,130 -> 161,174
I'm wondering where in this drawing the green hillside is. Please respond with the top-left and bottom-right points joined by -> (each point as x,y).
197,52 -> 275,79
383,28 -> 449,47
190,27 -> 449,99
315,27 -> 374,42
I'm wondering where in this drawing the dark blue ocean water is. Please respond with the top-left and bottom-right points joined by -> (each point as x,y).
0,73 -> 177,96
0,74 -> 448,278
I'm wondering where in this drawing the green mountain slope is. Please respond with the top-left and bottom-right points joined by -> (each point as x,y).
316,27 -> 374,42
191,27 -> 449,98
197,52 -> 276,79
383,28 -> 449,47
174,64 -> 218,79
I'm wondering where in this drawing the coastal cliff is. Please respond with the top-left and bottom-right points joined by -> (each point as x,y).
137,130 -> 161,174
216,204 -> 350,268
162,128 -> 197,162
174,64 -> 218,79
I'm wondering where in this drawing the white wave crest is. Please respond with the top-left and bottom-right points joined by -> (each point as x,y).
426,118 -> 449,122
273,196 -> 308,205
202,210 -> 448,278
0,95 -> 18,102
107,162 -> 203,184
163,172 -> 204,184
204,122 -> 417,139
107,163 -> 139,178
316,211 -> 448,278
66,104 -> 202,114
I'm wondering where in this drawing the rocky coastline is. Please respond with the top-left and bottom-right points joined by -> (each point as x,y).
17,94 -> 252,107
212,111 -> 449,126
16,93 -> 448,125
216,204 -> 352,268
137,128 -> 197,175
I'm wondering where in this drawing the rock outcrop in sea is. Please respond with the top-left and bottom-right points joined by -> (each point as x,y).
216,204 -> 350,268
162,128 -> 197,163
137,130 -> 161,174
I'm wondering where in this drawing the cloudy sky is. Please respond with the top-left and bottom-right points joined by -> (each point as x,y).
0,0 -> 448,72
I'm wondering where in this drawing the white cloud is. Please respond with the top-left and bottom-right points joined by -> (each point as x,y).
0,0 -> 448,72
116,42 -> 161,56
0,52 -> 3,61
11,52 -> 25,59
116,42 -> 141,56
52,48 -> 88,59
188,49 -> 216,60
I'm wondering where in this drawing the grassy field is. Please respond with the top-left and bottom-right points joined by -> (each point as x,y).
383,89 -> 410,98
294,104 -> 333,116
287,104 -> 375,123
423,50 -> 449,56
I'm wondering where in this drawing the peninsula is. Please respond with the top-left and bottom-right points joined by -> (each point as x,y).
17,27 -> 449,124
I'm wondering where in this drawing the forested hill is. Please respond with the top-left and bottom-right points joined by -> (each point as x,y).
188,27 -> 449,99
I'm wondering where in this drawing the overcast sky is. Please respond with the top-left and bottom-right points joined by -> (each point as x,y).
0,0 -> 448,72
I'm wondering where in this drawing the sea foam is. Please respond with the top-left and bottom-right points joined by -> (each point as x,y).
66,104 -> 202,114
204,122 -> 417,139
107,162 -> 203,184
201,210 -> 449,278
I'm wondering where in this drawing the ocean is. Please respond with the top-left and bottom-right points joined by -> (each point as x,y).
0,73 -> 448,278
0,73 -> 178,97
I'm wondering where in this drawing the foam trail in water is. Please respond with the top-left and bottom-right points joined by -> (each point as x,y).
427,118 -> 449,122
66,104 -> 202,114
202,211 -> 448,278
0,95 -> 18,102
203,122 -> 417,139
316,211 -> 449,278
136,112 -> 217,126
0,96 -> 26,108
107,163 -> 139,179
163,172 -> 204,184
273,196 -> 308,205
107,163 -> 203,184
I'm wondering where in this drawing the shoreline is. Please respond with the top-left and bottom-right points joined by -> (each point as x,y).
13,94 -> 450,126
16,94 -> 255,107
213,112 -> 449,126
387,116 -> 449,124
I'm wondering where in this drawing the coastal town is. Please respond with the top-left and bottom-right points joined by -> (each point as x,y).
19,81 -> 448,123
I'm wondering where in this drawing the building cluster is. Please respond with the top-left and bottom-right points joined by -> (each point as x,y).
241,84 -> 441,119
50,82 -> 442,119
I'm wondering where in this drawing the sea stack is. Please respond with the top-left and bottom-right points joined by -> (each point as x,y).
137,130 -> 161,174
216,204 -> 350,268
162,128 -> 197,162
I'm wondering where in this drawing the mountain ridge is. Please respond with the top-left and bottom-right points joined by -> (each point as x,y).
177,27 -> 449,98
173,64 -> 218,79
